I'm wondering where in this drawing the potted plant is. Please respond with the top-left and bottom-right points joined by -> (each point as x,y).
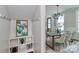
20,38 -> 25,44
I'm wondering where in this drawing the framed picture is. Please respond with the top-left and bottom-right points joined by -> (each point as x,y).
16,20 -> 28,37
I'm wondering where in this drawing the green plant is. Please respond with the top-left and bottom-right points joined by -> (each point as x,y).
20,38 -> 24,44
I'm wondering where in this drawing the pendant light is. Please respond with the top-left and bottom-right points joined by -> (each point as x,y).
53,5 -> 60,20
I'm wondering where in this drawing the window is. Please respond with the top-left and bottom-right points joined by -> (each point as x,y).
47,15 -> 64,33
76,9 -> 79,32
57,15 -> 64,33
47,17 -> 52,32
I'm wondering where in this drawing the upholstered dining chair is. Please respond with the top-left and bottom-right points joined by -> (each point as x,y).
71,32 -> 79,44
54,34 -> 66,51
54,31 -> 72,51
65,31 -> 72,46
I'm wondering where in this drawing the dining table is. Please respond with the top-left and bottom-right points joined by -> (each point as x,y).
46,32 -> 61,50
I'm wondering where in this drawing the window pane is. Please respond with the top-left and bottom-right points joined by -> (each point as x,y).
57,15 -> 64,33
48,19 -> 51,23
48,24 -> 51,28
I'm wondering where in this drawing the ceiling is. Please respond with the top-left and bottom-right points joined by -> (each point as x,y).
46,5 -> 79,17
6,5 -> 38,19
6,5 -> 79,19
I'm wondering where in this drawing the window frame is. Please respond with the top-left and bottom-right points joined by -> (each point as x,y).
47,17 -> 52,32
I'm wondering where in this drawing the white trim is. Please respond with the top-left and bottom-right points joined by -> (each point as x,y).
40,5 -> 46,53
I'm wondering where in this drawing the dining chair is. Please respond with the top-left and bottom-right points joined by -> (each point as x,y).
54,34 -> 66,51
71,32 -> 79,44
65,31 -> 72,46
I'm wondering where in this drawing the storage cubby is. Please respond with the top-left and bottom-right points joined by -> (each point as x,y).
26,43 -> 32,50
18,45 -> 26,52
9,39 -> 18,47
26,37 -> 32,44
10,46 -> 18,53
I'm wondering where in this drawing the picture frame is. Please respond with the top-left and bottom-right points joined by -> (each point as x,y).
16,20 -> 28,37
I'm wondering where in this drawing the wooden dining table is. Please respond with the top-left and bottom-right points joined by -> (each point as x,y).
46,33 -> 61,50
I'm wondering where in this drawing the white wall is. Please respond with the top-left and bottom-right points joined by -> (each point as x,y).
32,5 -> 46,53
0,6 -> 8,16
32,6 -> 41,53
0,6 -> 10,53
7,5 -> 37,19
40,5 -> 46,53
9,20 -> 16,39
64,8 -> 76,32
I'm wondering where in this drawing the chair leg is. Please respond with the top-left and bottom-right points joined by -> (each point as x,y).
63,44 -> 64,47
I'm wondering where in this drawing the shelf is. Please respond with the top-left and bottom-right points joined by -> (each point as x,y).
19,42 -> 32,46
19,43 -> 27,46
9,45 -> 19,48
16,36 -> 26,38
9,36 -> 32,40
16,36 -> 32,38
26,41 -> 32,44
19,48 -> 34,53
9,40 -> 32,45
27,48 -> 34,53
9,38 -> 18,40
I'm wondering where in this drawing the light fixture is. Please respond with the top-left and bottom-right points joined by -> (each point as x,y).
53,5 -> 60,19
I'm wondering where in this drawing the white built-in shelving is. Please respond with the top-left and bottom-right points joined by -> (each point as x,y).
9,36 -> 34,53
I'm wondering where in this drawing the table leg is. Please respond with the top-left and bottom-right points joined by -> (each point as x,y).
52,36 -> 54,50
